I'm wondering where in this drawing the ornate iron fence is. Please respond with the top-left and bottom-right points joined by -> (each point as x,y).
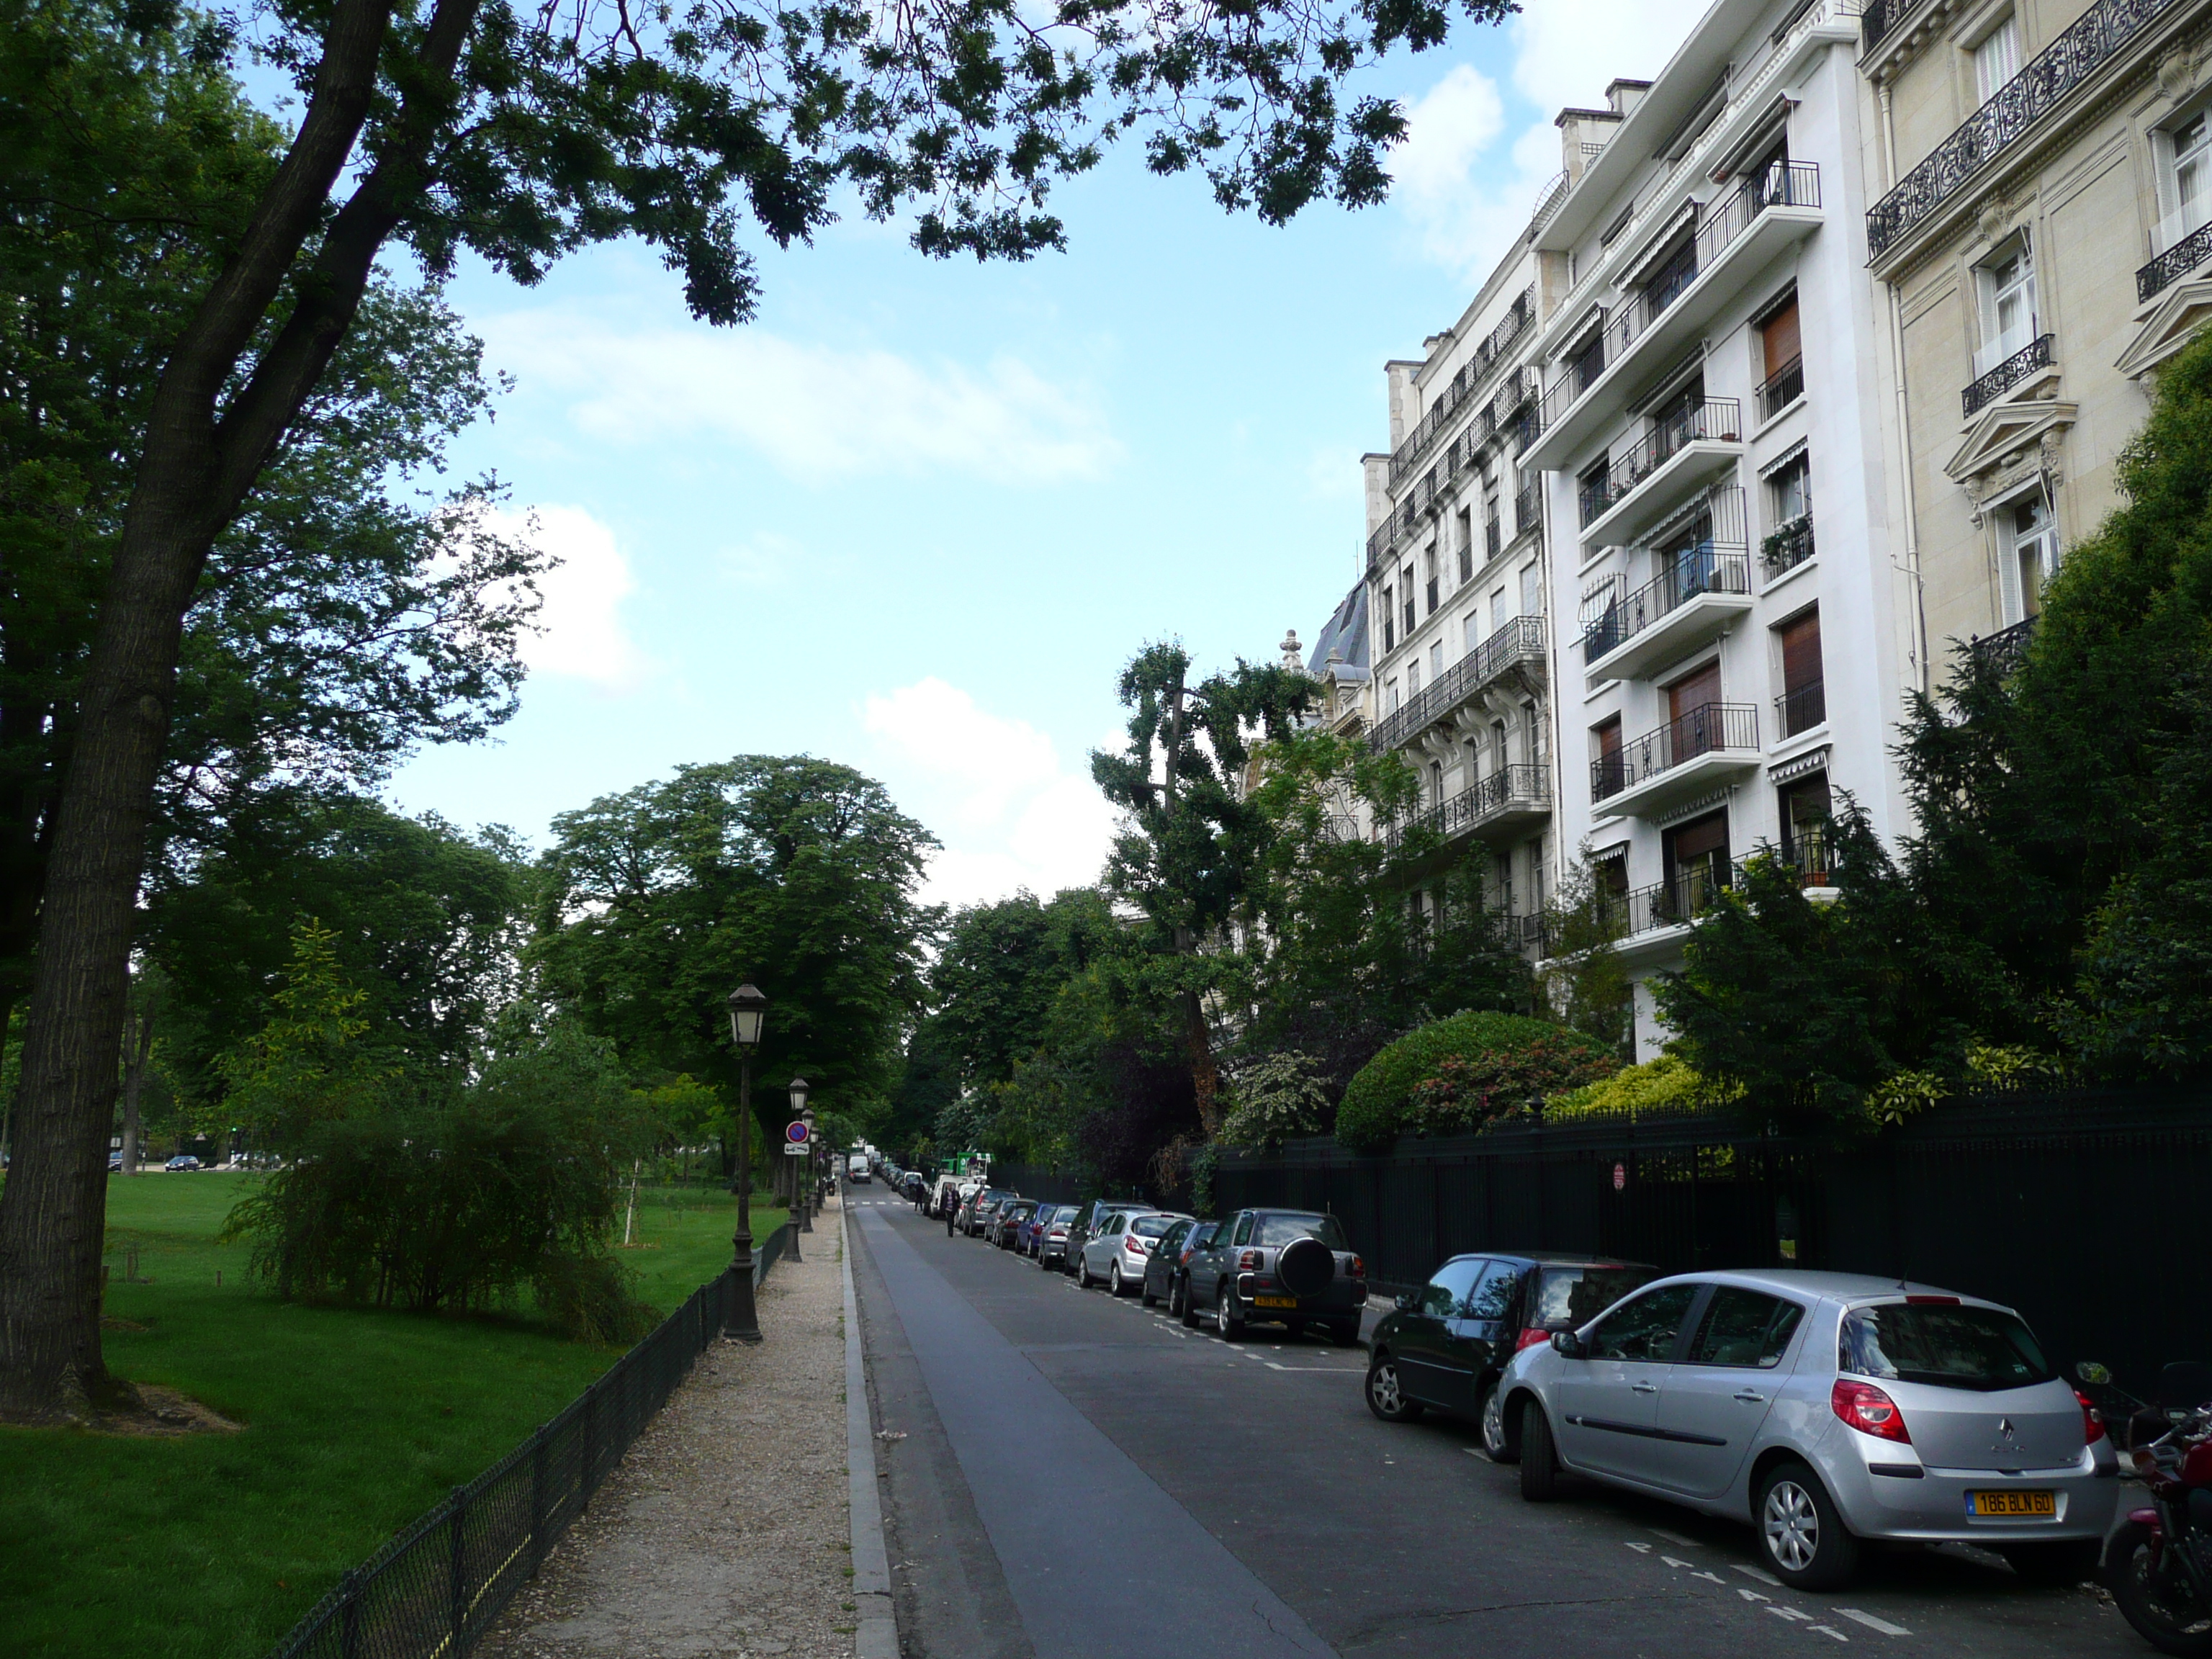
2139,218 -> 2212,301
1961,331 -> 2055,417
1969,614 -> 2038,674
269,1224 -> 793,1659
1368,616 -> 1547,754
1761,512 -> 1815,575
1867,0 -> 2181,258
1383,763 -> 1550,850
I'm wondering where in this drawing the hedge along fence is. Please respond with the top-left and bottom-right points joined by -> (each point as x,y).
269,1222 -> 793,1659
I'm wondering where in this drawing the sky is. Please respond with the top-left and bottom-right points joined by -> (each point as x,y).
382,0 -> 1705,910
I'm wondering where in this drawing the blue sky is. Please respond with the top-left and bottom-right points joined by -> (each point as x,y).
382,0 -> 1701,909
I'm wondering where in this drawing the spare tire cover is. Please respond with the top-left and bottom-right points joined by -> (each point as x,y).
1277,1236 -> 1335,1298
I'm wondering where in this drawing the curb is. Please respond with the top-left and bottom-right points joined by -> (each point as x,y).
840,1207 -> 899,1659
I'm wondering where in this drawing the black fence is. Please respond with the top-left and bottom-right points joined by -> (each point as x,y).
1215,1093 -> 2212,1390
269,1222 -> 793,1659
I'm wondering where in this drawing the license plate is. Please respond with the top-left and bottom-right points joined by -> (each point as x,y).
1969,1490 -> 2056,1518
1253,1295 -> 1298,1308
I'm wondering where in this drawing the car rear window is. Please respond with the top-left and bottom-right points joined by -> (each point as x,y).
1531,1264 -> 1659,1330
1254,1213 -> 1348,1249
1840,1303 -> 2054,1393
1132,1215 -> 1177,1239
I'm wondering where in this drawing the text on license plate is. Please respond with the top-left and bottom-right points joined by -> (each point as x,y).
1969,1490 -> 2056,1518
1253,1295 -> 1299,1308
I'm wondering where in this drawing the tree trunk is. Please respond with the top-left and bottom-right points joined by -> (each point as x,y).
1183,986 -> 1220,1138
120,1000 -> 154,1177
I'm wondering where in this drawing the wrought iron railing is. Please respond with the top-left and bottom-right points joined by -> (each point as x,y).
1858,0 -> 1930,50
1762,511 -> 1815,575
1591,702 -> 1758,803
1485,517 -> 1502,561
1387,286 -> 1537,487
1866,0 -> 2183,259
2139,217 -> 2212,302
1969,614 -> 2037,674
1369,615 -> 1547,752
1776,680 -> 1827,738
1581,547 -> 1750,667
1578,399 -> 1743,526
1757,354 -> 1804,421
268,1228 -> 793,1659
1961,331 -> 2054,417
1515,480 -> 1542,537
1366,367 -> 1542,574
1383,763 -> 1550,849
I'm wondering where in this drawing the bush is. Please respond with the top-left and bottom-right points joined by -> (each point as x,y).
1404,1037 -> 1623,1135
1547,1055 -> 1738,1123
1218,1051 -> 1333,1150
1334,1011 -> 1619,1151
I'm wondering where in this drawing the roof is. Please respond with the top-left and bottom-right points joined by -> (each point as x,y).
1308,582 -> 1370,680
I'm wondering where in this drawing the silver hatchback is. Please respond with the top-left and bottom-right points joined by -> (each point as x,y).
1500,1270 -> 2118,1589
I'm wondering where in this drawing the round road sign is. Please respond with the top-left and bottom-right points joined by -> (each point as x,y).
786,1120 -> 810,1144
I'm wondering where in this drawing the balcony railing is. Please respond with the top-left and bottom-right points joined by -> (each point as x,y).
1969,614 -> 2037,675
1366,366 -> 1542,574
1596,840 -> 1838,941
1386,286 -> 1537,487
1535,165 -> 1820,438
1485,517 -> 1503,561
1383,763 -> 1550,849
1858,0 -> 1929,50
1591,702 -> 1759,804
1756,354 -> 1804,421
1762,511 -> 1815,575
1866,0 -> 2182,259
1961,331 -> 2054,418
1578,400 -> 1742,527
1515,480 -> 1542,537
2139,213 -> 2212,302
1776,679 -> 1827,738
1369,615 -> 1548,752
1581,544 -> 1751,667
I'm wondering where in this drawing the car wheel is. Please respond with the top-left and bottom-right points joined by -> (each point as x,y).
1218,1284 -> 1245,1340
1519,1400 -> 1561,1503
1141,1276 -> 1158,1308
1328,1318 -> 1362,1347
1755,1460 -> 1860,1591
1478,1381 -> 1517,1463
1364,1354 -> 1424,1423
1167,1277 -> 1184,1317
2000,1540 -> 2100,1588
1179,1280 -> 1200,1328
1109,1262 -> 1125,1296
2106,1518 -> 2212,1654
1075,1254 -> 1092,1288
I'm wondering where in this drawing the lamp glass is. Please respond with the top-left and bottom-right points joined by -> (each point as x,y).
727,984 -> 767,1048
788,1077 -> 810,1113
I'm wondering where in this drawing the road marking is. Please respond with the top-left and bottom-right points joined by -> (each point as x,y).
1733,1563 -> 1784,1587
1767,1606 -> 1812,1622
1624,1542 -> 1653,1554
1662,1556 -> 1695,1569
1833,1609 -> 1911,1637
1650,1528 -> 1701,1546
1262,1362 -> 1361,1373
1691,1572 -> 1727,1586
1737,1588 -> 1771,1604
1807,1626 -> 1851,1643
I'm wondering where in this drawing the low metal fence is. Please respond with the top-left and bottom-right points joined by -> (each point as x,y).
269,1221 -> 793,1659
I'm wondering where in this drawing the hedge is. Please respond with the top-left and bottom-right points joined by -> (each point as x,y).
1334,1010 -> 1617,1152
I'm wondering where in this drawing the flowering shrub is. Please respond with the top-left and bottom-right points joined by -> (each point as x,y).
1336,1011 -> 1621,1149
1218,1051 -> 1334,1150
1547,1055 -> 1740,1123
1402,1038 -> 1624,1136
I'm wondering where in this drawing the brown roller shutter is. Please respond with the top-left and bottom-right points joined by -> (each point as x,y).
1762,299 -> 1801,380
1779,608 -> 1822,693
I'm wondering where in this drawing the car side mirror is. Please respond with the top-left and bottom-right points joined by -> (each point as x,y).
1394,1292 -> 1417,1313
1550,1329 -> 1586,1359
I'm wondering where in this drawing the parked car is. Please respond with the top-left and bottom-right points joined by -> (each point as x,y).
1183,1208 -> 1367,1344
902,1172 -> 927,1202
1059,1198 -> 1116,1273
1035,1205 -> 1080,1270
992,1199 -> 1038,1249
1015,1202 -> 1059,1257
1141,1218 -> 1220,1313
1076,1210 -> 1191,1295
1365,1254 -> 1659,1457
963,1188 -> 1014,1237
164,1154 -> 202,1172
1498,1270 -> 2119,1591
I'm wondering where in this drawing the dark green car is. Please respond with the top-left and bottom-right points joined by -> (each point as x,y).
1182,1208 -> 1367,1344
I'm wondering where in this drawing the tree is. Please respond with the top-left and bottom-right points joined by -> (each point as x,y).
1090,641 -> 1318,1132
927,888 -> 1119,1089
532,756 -> 936,1156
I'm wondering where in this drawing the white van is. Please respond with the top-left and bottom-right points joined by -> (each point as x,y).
847,1153 -> 871,1184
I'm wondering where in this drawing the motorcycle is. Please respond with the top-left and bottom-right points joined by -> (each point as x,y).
2079,1359 -> 2212,1655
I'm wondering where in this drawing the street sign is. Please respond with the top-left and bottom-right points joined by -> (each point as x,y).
1612,1162 -> 1627,1192
783,1143 -> 809,1156
785,1120 -> 810,1143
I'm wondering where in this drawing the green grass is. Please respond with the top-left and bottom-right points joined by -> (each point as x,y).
0,1172 -> 785,1659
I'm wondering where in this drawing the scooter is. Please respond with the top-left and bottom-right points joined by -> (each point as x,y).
2079,1359 -> 2212,1655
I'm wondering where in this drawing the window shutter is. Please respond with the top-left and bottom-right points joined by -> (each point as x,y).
1761,300 -> 1801,380
1779,610 -> 1822,693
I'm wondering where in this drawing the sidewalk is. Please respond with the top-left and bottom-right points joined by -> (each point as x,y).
479,1202 -> 858,1659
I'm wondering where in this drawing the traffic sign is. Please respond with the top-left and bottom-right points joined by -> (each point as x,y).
1612,1162 -> 1627,1192
785,1120 -> 810,1143
783,1143 -> 809,1156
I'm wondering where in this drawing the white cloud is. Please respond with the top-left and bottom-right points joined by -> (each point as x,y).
488,503 -> 650,691
716,529 -> 796,589
1509,0 -> 1699,114
483,310 -> 1120,487
860,677 -> 1118,908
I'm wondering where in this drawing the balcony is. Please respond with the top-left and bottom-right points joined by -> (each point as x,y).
1386,286 -> 1537,488
1527,164 -> 1822,471
2140,207 -> 2212,302
1578,400 -> 1743,550
1866,0 -> 2185,263
1600,842 -> 1838,956
1756,354 -> 1804,422
1369,615 -> 1548,753
1961,332 -> 2055,418
1761,512 -> 1815,577
1590,702 -> 1761,818
1969,614 -> 2036,675
1514,480 -> 1542,539
1582,543 -> 1753,684
1776,679 -> 1827,739
1384,763 -> 1551,850
1366,366 -> 1542,575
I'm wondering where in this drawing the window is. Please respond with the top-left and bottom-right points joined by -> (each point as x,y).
1666,659 -> 1722,737
1401,567 -> 1416,634
1429,759 -> 1443,804
1456,507 -> 1475,583
1840,1301 -> 2054,1393
1463,611 -> 1483,655
1519,561 -> 1542,619
1779,773 -> 1833,878
1532,1262 -> 1657,1329
1407,659 -> 1422,698
1769,451 -> 1811,523
1419,1257 -> 1485,1318
1254,1213 -> 1346,1248
2162,111 -> 2212,252
1464,1260 -> 1522,1321
1973,15 -> 2020,106
1975,241 -> 2037,376
1429,640 -> 1444,683
1645,236 -> 1699,318
1384,678 -> 1401,714
1578,457 -> 1611,526
1776,608 -> 1825,737
1591,714 -> 1624,799
1663,808 -> 1730,919
1382,586 -> 1395,652
1424,551 -> 1439,615
1570,329 -> 1606,395
2001,490 -> 2061,622
1525,835 -> 1547,914
1651,374 -> 1707,459
1231,1213 -> 1254,1246
1685,1289 -> 1805,1369
1588,1283 -> 1699,1361
1758,295 -> 1803,418
1491,584 -> 1509,632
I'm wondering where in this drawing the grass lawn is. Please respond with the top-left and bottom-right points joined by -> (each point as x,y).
0,1172 -> 786,1659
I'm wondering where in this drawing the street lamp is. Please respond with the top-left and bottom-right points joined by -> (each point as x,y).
791,1079 -> 814,1233
721,984 -> 768,1343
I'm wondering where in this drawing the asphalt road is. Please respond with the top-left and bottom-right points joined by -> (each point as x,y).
845,1195 -> 2138,1659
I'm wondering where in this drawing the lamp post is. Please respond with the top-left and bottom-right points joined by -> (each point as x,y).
792,1082 -> 814,1233
722,984 -> 767,1344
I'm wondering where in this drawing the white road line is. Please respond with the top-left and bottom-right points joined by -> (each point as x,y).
1768,1606 -> 1813,1622
1661,1556 -> 1695,1569
1624,1542 -> 1653,1554
1691,1571 -> 1727,1586
1737,1588 -> 1771,1604
1262,1362 -> 1360,1373
1733,1563 -> 1784,1587
1807,1626 -> 1851,1643
1833,1609 -> 1912,1637
1650,1528 -> 1701,1547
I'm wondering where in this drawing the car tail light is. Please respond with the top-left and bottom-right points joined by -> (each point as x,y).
1349,1256 -> 1364,1277
1516,1327 -> 1551,1354
1125,1236 -> 1146,1252
1238,1250 -> 1260,1270
1832,1378 -> 1910,1444
1903,1294 -> 1959,1305
2076,1390 -> 2107,1444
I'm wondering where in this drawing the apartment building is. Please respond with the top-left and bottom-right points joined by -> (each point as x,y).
1520,0 -> 1911,1058
1858,0 -> 2212,670
1357,235 -> 1568,950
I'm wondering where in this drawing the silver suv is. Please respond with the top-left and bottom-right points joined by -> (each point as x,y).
1499,1270 -> 2118,1589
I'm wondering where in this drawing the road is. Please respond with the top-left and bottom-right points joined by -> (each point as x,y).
844,1195 -> 2135,1658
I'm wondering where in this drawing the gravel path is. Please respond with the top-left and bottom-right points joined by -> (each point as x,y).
480,1207 -> 857,1659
